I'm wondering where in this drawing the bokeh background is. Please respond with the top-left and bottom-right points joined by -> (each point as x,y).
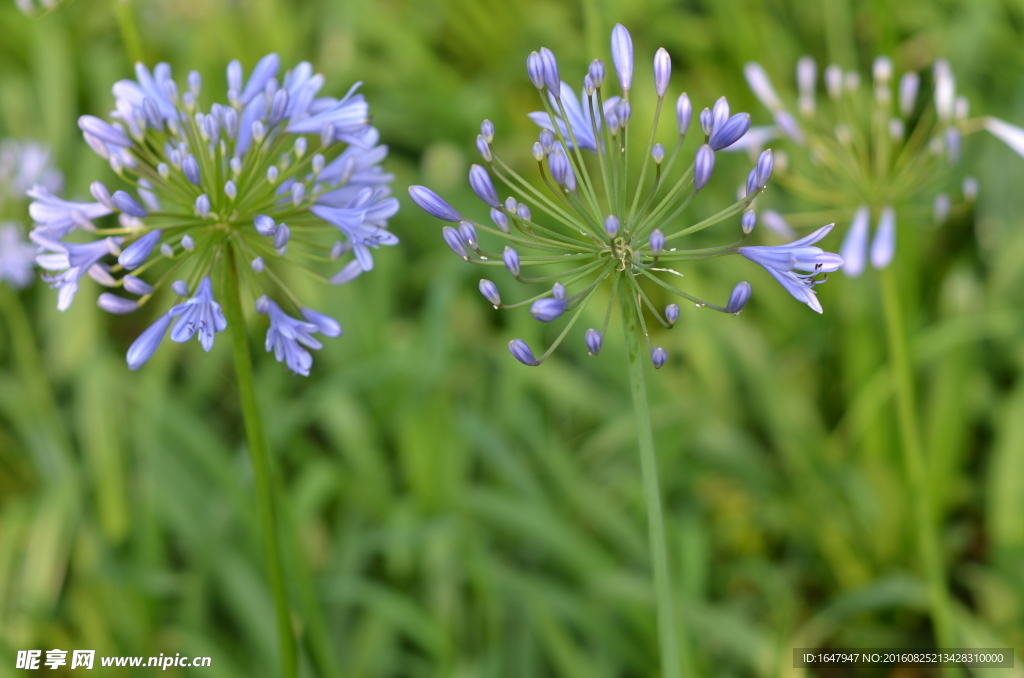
2,0 -> 1024,676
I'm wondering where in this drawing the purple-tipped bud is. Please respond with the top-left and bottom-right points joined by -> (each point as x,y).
481,119 -> 495,143
469,165 -> 499,207
588,59 -> 605,88
181,234 -> 195,251
584,75 -> 596,97
503,246 -> 520,276
726,281 -> 752,313
712,96 -> 730,129
182,154 -> 201,185
653,48 -> 671,96
409,186 -> 463,222
607,110 -> 620,135
224,109 -> 238,139
204,114 -> 221,143
126,312 -> 173,370
756,149 -> 774,187
651,347 -> 667,369
320,123 -> 336,149
227,60 -> 243,93
123,275 -> 153,295
694,144 -> 715,190
504,196 -> 518,212
677,93 -> 692,136
90,181 -> 114,209
709,112 -> 751,150
171,280 -> 189,297
118,230 -> 162,271
741,210 -> 757,234
585,328 -> 602,355
552,282 -> 566,299
491,208 -> 509,232
195,194 -> 210,218
652,143 -> 665,164
610,24 -> 634,92
188,70 -> 201,96
442,226 -> 468,259
508,339 -> 540,366
549,148 -> 573,189
532,142 -> 545,161
479,279 -> 501,306
112,190 -> 148,217
516,203 -> 532,221
649,228 -> 665,255
268,88 -> 290,126
224,181 -> 237,200
531,297 -> 567,322
539,48 -> 560,94
746,169 -> 759,197
527,52 -> 545,89
252,256 -> 265,272
665,303 -> 680,324
301,308 -> 343,338
458,221 -> 478,249
605,215 -> 620,237
870,206 -> 896,269
273,224 -> 290,249
78,115 -> 132,147
143,97 -> 163,132
255,214 -> 276,236
291,182 -> 306,206
896,72 -> 918,117
539,129 -> 554,154
476,135 -> 492,162
700,108 -> 713,137
616,100 -> 632,126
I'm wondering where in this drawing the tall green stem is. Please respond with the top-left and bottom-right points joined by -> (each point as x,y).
879,266 -> 957,658
621,293 -> 682,678
114,0 -> 145,64
222,248 -> 297,678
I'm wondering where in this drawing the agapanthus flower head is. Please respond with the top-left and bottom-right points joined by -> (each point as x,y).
738,56 -> 1007,277
29,54 -> 397,374
411,25 -> 841,368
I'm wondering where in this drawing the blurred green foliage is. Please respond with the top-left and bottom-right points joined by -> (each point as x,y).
2,0 -> 1024,676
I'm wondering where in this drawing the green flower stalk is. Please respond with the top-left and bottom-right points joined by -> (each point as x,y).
411,24 -> 843,678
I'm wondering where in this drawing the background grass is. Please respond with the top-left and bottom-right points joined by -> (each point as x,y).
2,0 -> 1024,676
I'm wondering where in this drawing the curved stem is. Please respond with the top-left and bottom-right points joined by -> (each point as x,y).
222,248 -> 298,678
621,293 -> 682,678
880,266 -> 958,662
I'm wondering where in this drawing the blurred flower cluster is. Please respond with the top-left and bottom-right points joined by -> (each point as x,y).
411,24 -> 843,368
738,57 -> 1001,276
27,55 -> 397,375
0,141 -> 62,289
